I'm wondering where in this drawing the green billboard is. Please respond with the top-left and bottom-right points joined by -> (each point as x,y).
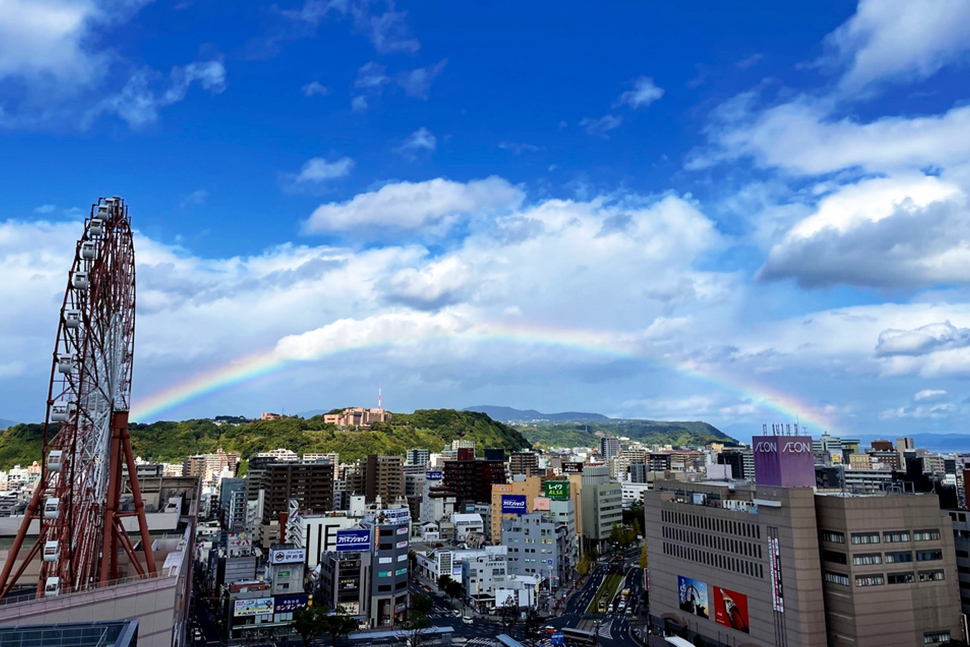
544,481 -> 570,500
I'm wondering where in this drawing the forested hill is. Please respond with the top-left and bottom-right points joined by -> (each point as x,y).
520,419 -> 736,449
0,409 -> 532,469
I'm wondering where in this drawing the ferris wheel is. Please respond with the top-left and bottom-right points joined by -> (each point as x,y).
0,197 -> 156,599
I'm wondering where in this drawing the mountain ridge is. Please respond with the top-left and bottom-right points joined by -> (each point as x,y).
463,405 -> 608,422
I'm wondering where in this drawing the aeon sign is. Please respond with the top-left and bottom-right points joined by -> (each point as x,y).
754,440 -> 811,454
753,435 -> 815,488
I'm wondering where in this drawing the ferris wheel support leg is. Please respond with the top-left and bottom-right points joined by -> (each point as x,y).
100,419 -> 124,583
115,411 -> 157,576
0,484 -> 43,599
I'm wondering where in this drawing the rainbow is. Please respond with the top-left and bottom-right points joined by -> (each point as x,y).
130,322 -> 834,433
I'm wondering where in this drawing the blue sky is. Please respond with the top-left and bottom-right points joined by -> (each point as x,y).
4,0 -> 970,442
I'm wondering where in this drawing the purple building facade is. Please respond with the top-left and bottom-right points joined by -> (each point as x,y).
752,435 -> 814,487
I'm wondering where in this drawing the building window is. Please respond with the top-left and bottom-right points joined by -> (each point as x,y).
885,551 -> 913,564
924,631 -> 951,644
888,572 -> 915,584
821,530 -> 845,544
824,571 -> 850,586
918,570 -> 945,582
883,531 -> 911,543
853,553 -> 882,566
914,530 -> 941,541
851,533 -> 880,545
916,550 -> 943,562
855,574 -> 885,587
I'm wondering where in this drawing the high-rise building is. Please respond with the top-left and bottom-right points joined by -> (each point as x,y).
406,448 -> 430,466
580,465 -> 622,548
443,449 -> 507,506
261,461 -> 335,525
219,477 -> 248,532
600,436 -> 620,461
182,449 -> 239,483
509,452 -> 539,476
348,455 -> 405,504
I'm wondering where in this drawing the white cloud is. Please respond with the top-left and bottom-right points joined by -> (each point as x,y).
351,95 -> 368,112
758,174 -> 970,289
302,81 -> 329,96
0,0 -> 103,87
382,257 -> 472,310
396,59 -> 447,99
354,61 -> 388,90
285,157 -> 355,190
498,142 -> 542,155
825,0 -> 970,91
913,389 -> 947,402
303,176 -> 523,232
394,127 -> 436,158
614,77 -> 664,109
180,190 -> 207,208
34,205 -> 56,214
695,97 -> 970,176
281,0 -> 419,54
579,115 -> 622,137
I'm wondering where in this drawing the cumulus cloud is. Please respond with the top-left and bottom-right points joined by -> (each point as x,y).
614,77 -> 664,109
302,81 -> 329,96
87,60 -> 226,129
694,97 -> 970,176
396,59 -> 446,99
282,0 -> 419,54
825,0 -> 970,91
758,175 -> 970,289
914,389 -> 947,402
284,157 -> 354,191
180,189 -> 207,208
876,322 -> 970,357
382,257 -> 472,310
302,176 -> 523,233
394,127 -> 436,158
579,114 -> 622,137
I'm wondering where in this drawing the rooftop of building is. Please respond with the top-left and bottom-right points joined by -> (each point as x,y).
0,620 -> 139,647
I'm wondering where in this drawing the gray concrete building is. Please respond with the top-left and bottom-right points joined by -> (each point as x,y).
501,511 -> 574,591
580,465 -> 622,548
945,509 -> 970,617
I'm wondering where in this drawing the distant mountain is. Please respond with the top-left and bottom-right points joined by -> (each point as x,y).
0,419 -> 17,431
463,405 -> 608,422
518,418 -> 736,449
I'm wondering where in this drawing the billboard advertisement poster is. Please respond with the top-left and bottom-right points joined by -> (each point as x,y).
562,462 -> 583,473
270,548 -> 306,564
336,529 -> 371,552
234,597 -> 274,617
492,483 -> 512,493
426,471 -> 442,481
712,586 -> 750,633
501,494 -> 527,514
274,594 -> 309,614
533,496 -> 550,511
677,576 -> 709,619
769,536 -> 784,612
375,508 -> 410,524
544,481 -> 570,500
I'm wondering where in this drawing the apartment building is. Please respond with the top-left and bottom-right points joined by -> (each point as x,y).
580,465 -> 622,548
348,455 -> 404,504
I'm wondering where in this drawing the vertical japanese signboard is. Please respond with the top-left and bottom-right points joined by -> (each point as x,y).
769,536 -> 784,612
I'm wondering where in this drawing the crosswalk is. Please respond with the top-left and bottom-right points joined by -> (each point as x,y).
597,619 -> 613,637
461,638 -> 497,646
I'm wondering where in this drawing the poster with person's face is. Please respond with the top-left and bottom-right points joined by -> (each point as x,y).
712,586 -> 750,634
678,576 -> 709,619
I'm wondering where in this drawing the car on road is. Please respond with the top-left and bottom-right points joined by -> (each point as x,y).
544,626 -> 557,634
452,609 -> 461,617
462,616 -> 474,625
191,628 -> 202,642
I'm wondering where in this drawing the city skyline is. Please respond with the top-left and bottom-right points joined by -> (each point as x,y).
4,2 -> 970,440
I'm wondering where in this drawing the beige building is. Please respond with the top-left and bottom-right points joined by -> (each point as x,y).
323,407 -> 392,428
645,479 -> 961,647
490,476 -> 542,544
182,449 -> 238,484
